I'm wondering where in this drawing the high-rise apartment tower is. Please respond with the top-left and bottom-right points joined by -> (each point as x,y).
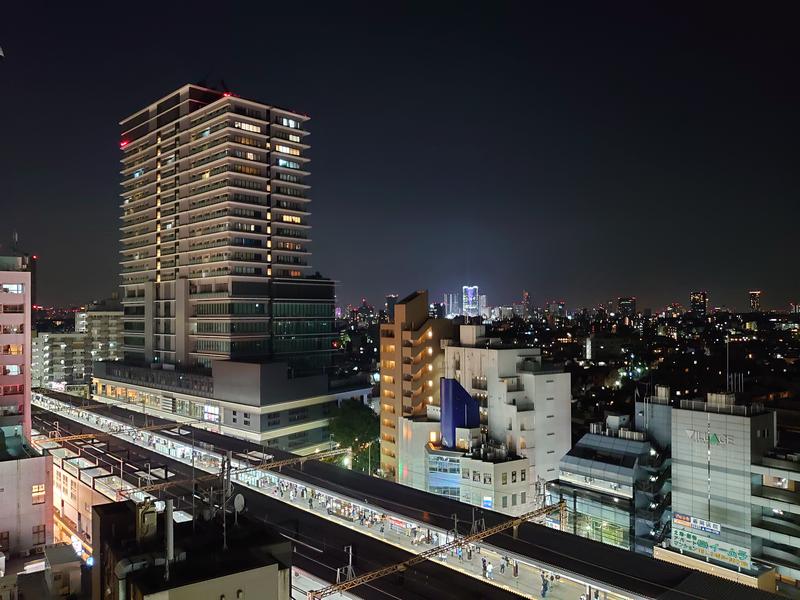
119,84 -> 335,373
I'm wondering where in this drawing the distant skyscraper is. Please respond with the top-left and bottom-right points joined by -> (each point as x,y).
429,302 -> 446,319
617,297 -> 636,319
689,291 -> 708,317
385,294 -> 398,322
443,292 -> 460,316
462,285 -> 479,317
521,290 -> 532,320
749,290 -> 762,312
478,294 -> 488,318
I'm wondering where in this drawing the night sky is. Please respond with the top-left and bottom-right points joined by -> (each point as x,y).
1,3 -> 798,311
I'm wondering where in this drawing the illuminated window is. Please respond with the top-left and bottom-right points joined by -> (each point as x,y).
203,405 -> 220,423
235,121 -> 261,133
277,158 -> 300,169
275,144 -> 300,156
32,484 -> 45,505
282,215 -> 302,224
280,117 -> 300,129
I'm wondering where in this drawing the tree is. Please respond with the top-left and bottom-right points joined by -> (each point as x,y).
328,399 -> 379,474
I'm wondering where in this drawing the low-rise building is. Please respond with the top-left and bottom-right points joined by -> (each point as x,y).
30,427 -> 179,563
548,385 -> 674,556
92,500 -> 292,600
0,440 -> 53,558
397,377 -> 532,515
91,360 -> 371,453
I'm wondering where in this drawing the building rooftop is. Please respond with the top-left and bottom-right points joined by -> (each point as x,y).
97,501 -> 291,596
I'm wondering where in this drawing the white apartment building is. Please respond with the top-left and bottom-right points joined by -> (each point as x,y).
75,301 -> 123,363
397,407 -> 531,515
31,332 -> 91,388
443,325 -> 571,493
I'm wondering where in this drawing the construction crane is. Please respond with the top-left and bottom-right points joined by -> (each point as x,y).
307,500 -> 567,600
121,446 -> 352,496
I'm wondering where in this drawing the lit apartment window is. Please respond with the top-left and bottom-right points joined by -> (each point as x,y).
275,144 -> 300,156
280,117 -> 299,129
32,484 -> 46,505
277,158 -> 300,170
235,121 -> 261,133
281,215 -> 302,224
0,284 -> 23,294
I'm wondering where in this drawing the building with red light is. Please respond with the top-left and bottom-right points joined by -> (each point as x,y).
118,84 -> 336,374
0,254 -> 32,441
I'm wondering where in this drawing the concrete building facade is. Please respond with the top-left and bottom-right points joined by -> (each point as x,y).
0,453 -> 53,557
378,290 -> 454,480
90,362 -> 369,453
75,301 -> 123,363
0,268 -> 31,440
443,325 -> 571,489
119,83 -> 335,374
32,332 -> 91,388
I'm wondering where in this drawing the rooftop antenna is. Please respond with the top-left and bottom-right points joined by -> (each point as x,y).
11,230 -> 18,252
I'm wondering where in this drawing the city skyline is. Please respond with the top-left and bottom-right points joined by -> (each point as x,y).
2,4 -> 799,310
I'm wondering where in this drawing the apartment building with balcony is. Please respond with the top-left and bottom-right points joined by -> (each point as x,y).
396,378 -> 531,515
119,83 -> 335,374
0,263 -> 31,441
31,332 -> 91,388
442,325 -> 571,497
75,298 -> 123,363
379,290 -> 454,480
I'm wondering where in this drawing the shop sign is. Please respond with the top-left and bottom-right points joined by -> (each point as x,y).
685,430 -> 734,446
671,529 -> 750,569
673,512 -> 720,536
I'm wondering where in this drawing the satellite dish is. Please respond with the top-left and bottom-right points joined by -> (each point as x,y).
233,493 -> 245,514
